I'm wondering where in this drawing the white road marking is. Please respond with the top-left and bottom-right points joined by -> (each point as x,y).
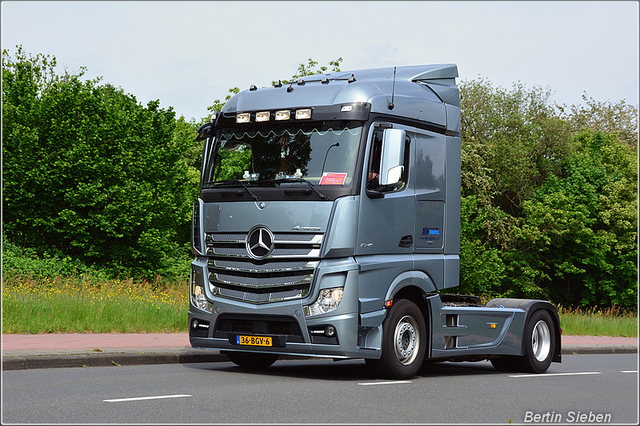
104,394 -> 192,403
621,370 -> 638,373
510,372 -> 601,378
358,381 -> 412,386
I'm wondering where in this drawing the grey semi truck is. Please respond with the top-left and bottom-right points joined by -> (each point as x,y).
189,64 -> 561,379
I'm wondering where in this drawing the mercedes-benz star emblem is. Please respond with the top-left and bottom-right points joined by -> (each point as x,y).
246,226 -> 274,259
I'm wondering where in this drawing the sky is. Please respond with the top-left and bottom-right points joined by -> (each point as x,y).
2,1 -> 638,122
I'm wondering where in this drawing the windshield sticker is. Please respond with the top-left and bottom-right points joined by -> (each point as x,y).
320,173 -> 347,185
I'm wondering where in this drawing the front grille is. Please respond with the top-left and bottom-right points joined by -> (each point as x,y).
205,231 -> 322,304
212,259 -> 312,272
213,286 -> 307,304
213,272 -> 312,288
208,247 -> 319,257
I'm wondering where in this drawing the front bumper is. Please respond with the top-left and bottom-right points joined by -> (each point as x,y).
189,257 -> 375,359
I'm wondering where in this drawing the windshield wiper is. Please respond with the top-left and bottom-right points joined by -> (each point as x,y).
269,178 -> 328,200
205,180 -> 260,201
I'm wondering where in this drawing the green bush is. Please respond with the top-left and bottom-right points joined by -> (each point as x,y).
2,47 -> 197,281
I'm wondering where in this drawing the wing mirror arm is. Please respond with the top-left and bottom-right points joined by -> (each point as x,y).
196,122 -> 214,142
197,111 -> 221,141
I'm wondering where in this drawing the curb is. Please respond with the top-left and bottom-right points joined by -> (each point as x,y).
3,346 -> 636,371
2,349 -> 227,371
561,346 -> 638,355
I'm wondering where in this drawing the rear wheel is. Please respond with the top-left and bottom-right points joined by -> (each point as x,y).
490,309 -> 555,373
366,299 -> 426,379
225,351 -> 280,369
520,309 -> 555,373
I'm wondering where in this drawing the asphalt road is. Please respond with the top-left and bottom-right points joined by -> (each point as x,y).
2,353 -> 637,424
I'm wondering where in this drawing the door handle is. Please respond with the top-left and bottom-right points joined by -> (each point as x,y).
399,235 -> 413,248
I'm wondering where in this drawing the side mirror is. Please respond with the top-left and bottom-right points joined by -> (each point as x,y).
196,123 -> 213,142
379,129 -> 405,185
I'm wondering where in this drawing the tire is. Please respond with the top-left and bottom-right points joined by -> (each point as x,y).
366,299 -> 426,379
225,351 -> 280,369
519,309 -> 555,373
491,309 -> 555,373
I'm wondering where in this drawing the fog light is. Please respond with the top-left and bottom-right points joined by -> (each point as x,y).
192,319 -> 209,330
325,325 -> 336,337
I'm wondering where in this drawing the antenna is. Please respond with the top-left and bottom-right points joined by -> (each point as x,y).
388,66 -> 396,110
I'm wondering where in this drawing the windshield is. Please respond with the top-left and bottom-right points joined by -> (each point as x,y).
203,122 -> 363,188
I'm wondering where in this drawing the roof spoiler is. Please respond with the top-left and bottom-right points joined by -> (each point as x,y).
321,64 -> 459,106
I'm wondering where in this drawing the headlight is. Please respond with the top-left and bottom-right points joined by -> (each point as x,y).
304,287 -> 344,316
191,274 -> 212,312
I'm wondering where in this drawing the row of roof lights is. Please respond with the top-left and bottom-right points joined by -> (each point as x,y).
236,108 -> 312,124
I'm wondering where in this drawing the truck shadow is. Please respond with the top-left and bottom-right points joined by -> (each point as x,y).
187,357 -> 503,381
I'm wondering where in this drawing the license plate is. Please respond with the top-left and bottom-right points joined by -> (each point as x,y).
236,335 -> 273,346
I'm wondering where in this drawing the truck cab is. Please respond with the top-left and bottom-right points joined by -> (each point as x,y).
189,65 -> 561,379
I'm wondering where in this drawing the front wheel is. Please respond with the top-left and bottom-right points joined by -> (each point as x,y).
224,351 -> 280,369
366,299 -> 426,379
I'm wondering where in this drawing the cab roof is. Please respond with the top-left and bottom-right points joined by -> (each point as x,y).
220,64 -> 460,133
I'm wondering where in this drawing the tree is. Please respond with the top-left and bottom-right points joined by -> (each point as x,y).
458,78 -> 637,307
458,196 -> 507,298
557,94 -> 638,150
2,46 -> 195,280
513,131 -> 637,307
459,78 -> 574,217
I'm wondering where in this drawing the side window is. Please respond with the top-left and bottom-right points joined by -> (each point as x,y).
366,130 -> 384,191
366,128 -> 410,193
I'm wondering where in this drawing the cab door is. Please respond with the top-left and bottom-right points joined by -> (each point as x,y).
355,123 -> 415,256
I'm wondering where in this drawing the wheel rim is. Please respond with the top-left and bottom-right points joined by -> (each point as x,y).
532,319 -> 551,362
394,315 -> 420,365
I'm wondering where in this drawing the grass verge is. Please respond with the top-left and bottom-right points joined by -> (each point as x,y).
2,274 -> 188,334
2,275 -> 637,337
557,305 -> 637,338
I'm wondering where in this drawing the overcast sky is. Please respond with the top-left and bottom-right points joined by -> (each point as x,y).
2,1 -> 638,122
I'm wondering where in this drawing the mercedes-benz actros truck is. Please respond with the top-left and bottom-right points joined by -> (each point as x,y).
189,64 -> 561,379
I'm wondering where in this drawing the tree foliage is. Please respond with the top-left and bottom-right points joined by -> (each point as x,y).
513,132 -> 637,307
460,79 -> 574,216
458,79 -> 637,308
557,94 -> 638,150
2,46 -> 196,280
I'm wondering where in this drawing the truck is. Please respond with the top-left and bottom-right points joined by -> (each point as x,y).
189,64 -> 561,379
